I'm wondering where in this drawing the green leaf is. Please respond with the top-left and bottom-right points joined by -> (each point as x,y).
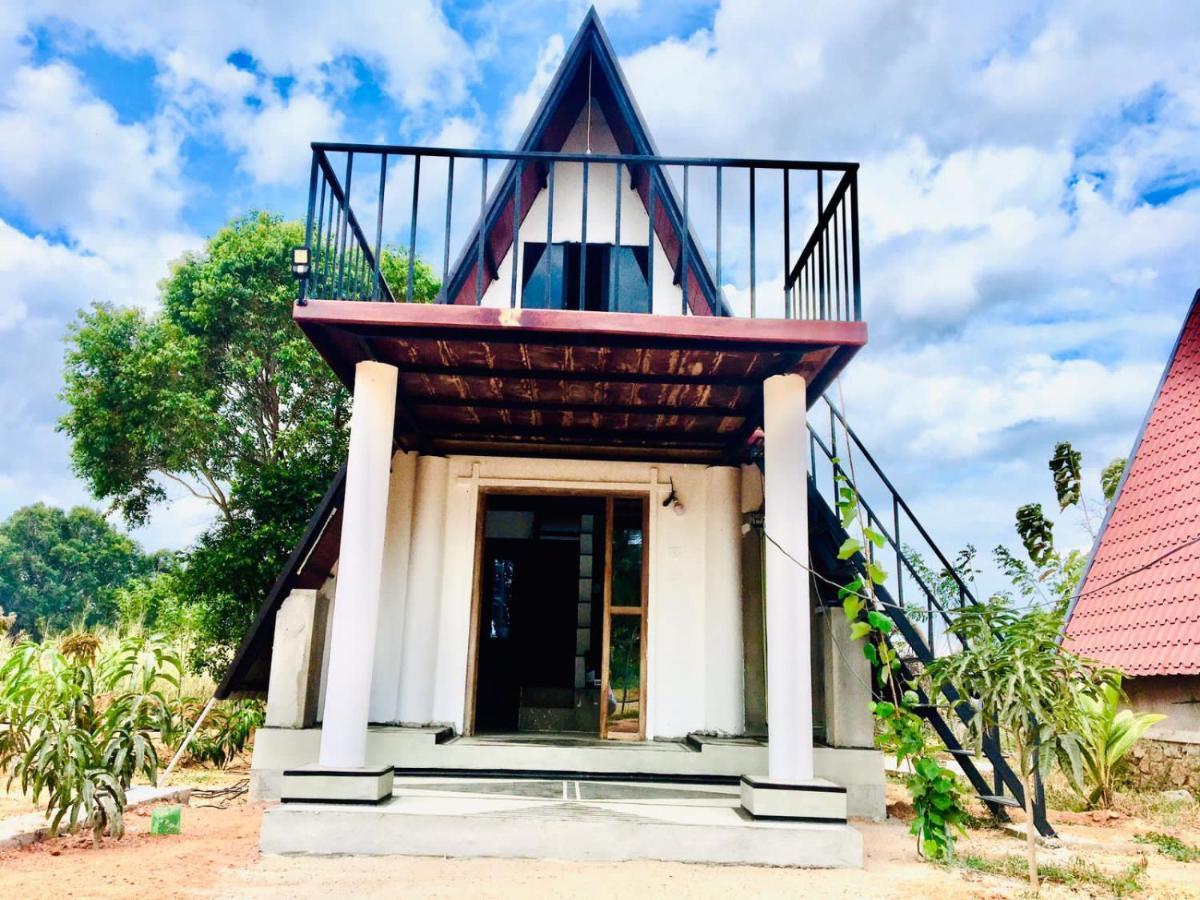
841,595 -> 864,622
866,610 -> 893,634
863,527 -> 886,549
837,538 -> 861,560
848,621 -> 872,641
866,562 -> 888,585
862,643 -> 878,665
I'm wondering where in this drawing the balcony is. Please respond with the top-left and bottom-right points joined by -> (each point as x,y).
301,143 -> 861,322
292,143 -> 868,463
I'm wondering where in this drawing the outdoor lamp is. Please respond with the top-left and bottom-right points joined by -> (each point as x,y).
662,477 -> 686,516
291,246 -> 311,280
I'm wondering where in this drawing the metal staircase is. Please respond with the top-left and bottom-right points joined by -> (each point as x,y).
803,394 -> 1054,837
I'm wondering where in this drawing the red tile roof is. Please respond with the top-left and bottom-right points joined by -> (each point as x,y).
1064,290 -> 1200,676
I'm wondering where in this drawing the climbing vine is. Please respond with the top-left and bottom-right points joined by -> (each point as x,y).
831,463 -> 969,862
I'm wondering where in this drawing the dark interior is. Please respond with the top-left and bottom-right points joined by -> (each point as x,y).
473,494 -> 607,734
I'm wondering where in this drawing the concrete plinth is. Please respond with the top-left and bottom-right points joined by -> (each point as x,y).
281,764 -> 394,805
739,775 -> 848,823
261,777 -> 863,867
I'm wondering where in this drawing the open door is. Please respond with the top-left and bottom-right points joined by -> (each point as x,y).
600,496 -> 648,740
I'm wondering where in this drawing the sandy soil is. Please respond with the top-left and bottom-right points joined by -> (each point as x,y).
1,782 -> 1198,898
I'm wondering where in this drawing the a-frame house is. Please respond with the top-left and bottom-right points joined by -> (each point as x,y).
219,8 -> 923,865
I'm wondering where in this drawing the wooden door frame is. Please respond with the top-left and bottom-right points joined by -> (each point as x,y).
463,487 -> 650,739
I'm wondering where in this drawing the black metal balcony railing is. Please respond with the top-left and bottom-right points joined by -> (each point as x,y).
301,142 -> 861,321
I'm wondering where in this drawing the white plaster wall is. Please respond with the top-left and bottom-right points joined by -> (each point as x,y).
315,452 -> 747,738
480,100 -> 686,316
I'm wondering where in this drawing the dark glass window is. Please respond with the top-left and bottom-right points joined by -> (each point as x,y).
522,242 -> 650,313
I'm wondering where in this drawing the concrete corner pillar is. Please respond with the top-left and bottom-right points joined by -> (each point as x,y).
265,588 -> 329,728
762,372 -> 813,782
318,360 -> 397,769
821,611 -> 876,748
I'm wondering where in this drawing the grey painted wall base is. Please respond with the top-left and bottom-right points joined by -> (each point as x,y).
251,727 -> 886,820
260,800 -> 864,867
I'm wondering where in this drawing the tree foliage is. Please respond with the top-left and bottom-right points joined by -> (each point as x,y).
0,504 -> 158,639
0,633 -> 181,845
1101,458 -> 1127,503
925,601 -> 1119,889
61,212 -> 350,529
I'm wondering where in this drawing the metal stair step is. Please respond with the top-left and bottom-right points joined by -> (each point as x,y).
978,794 -> 1022,808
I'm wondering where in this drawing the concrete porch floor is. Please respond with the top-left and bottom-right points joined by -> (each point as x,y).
262,776 -> 864,867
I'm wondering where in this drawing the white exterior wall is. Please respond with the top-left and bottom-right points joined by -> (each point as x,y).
480,100 -> 687,316
320,452 -> 745,738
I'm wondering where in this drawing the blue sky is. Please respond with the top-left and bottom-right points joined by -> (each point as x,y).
0,1 -> 1197,598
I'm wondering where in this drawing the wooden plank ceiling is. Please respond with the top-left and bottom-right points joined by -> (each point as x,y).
295,301 -> 867,463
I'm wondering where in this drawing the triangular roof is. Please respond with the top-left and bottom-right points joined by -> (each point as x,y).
1064,289 -> 1200,676
441,7 -> 727,315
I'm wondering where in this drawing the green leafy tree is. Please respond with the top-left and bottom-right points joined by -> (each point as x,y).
60,212 -> 439,674
995,442 -> 1126,613
925,601 -> 1118,890
0,504 -> 156,639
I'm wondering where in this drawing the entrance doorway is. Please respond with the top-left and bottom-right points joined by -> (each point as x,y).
468,493 -> 647,740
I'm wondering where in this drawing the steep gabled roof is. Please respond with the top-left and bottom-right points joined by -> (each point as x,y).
1064,289 -> 1200,676
441,7 -> 727,315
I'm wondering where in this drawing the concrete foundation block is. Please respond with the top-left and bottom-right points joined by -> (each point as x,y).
739,775 -> 848,823
281,764 -> 394,805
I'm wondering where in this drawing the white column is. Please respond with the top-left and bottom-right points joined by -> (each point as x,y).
763,372 -> 813,782
318,360 -> 397,768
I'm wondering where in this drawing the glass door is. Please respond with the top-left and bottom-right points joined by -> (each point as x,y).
600,496 -> 648,740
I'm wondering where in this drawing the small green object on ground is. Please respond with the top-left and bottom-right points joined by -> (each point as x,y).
150,805 -> 182,836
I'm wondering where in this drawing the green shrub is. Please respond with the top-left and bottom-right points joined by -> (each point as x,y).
173,696 -> 265,768
0,632 -> 180,845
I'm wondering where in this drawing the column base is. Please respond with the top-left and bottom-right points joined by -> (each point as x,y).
281,764 -> 394,805
740,775 -> 848,823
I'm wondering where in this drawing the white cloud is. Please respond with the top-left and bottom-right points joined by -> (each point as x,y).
0,63 -> 185,246
226,92 -> 345,186
501,34 -> 565,146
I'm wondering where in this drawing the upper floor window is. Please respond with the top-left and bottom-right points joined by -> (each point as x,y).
521,242 -> 651,313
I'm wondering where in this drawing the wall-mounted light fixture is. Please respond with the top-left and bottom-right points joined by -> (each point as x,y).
291,246 -> 311,280
662,477 -> 686,517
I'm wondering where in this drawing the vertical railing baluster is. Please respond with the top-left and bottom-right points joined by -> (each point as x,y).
580,159 -> 589,309
850,169 -> 862,321
442,156 -> 454,301
782,167 -> 791,319
748,167 -> 756,318
335,152 -> 354,298
313,170 -> 326,300
832,204 -> 841,321
841,182 -> 850,321
407,155 -> 421,303
680,164 -> 689,315
510,160 -> 522,308
546,161 -> 555,308
301,155 -> 319,304
715,166 -> 723,294
613,162 -> 622,309
476,158 -> 487,305
816,170 -> 825,319
372,154 -> 388,301
320,171 -> 334,299
646,171 -> 655,314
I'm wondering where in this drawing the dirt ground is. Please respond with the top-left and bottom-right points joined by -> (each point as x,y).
2,779 -> 1199,898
